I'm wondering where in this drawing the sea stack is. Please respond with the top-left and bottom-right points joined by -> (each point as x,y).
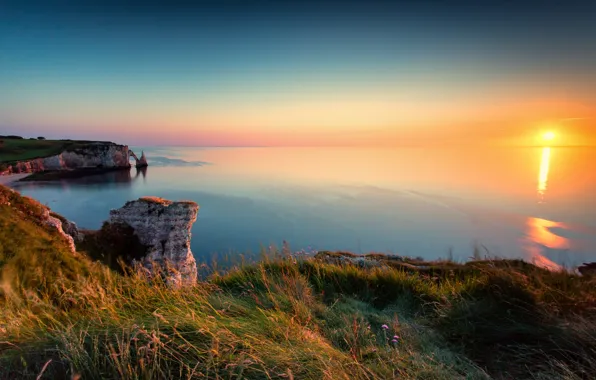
136,151 -> 148,168
108,197 -> 199,286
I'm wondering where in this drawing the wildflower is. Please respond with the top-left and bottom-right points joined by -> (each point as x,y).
391,339 -> 398,344
393,335 -> 400,340
381,324 -> 389,330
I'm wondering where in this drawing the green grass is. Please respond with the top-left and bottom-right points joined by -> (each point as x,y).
0,137 -> 106,163
1,184 -> 596,379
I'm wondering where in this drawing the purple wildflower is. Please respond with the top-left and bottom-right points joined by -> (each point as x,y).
391,339 -> 398,343
393,335 -> 400,340
381,324 -> 389,330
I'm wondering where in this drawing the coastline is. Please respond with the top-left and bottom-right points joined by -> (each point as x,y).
0,173 -> 31,187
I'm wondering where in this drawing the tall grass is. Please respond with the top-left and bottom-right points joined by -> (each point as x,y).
2,250 -> 596,379
1,185 -> 596,379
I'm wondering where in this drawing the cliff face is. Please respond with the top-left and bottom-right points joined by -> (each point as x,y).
6,143 -> 130,174
108,197 -> 199,287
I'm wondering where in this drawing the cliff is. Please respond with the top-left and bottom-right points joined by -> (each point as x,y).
107,196 -> 199,286
3,142 -> 131,174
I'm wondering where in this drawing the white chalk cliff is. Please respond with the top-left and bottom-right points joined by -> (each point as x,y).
108,197 -> 199,286
5,143 -> 130,174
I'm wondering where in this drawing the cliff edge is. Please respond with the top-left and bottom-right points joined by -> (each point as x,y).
1,141 -> 131,175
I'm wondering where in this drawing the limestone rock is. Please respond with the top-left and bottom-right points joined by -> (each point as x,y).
315,251 -> 385,268
44,211 -> 77,253
50,212 -> 84,242
136,151 -> 148,168
128,150 -> 148,168
108,197 -> 199,286
4,142 -> 130,174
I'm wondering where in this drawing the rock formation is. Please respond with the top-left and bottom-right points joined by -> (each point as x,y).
45,213 -> 77,253
315,251 -> 385,268
50,212 -> 84,243
38,210 -> 83,253
129,150 -> 148,168
107,197 -> 199,286
136,151 -> 148,168
5,143 -> 130,174
578,262 -> 596,276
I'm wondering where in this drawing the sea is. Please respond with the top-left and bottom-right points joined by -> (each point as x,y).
12,146 -> 596,268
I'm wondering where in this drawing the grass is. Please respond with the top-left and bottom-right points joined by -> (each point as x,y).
0,137 -> 112,164
1,184 -> 596,379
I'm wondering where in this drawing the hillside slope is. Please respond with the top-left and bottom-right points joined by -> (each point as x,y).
1,185 -> 595,379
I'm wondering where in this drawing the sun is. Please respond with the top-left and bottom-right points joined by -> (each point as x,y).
543,131 -> 556,141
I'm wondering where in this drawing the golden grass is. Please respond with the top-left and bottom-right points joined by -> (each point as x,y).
1,185 -> 596,379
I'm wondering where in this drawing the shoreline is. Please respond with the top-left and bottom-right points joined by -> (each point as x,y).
0,173 -> 31,187
18,166 -> 132,182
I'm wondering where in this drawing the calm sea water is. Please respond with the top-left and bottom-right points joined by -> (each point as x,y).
13,146 -> 596,268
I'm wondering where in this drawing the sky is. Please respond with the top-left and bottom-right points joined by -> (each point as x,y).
1,0 -> 596,146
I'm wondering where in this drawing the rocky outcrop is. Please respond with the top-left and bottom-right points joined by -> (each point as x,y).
129,150 -> 148,168
5,143 -> 130,174
314,251 -> 433,271
315,251 -> 385,268
137,151 -> 148,168
45,213 -> 77,253
49,212 -> 84,243
107,197 -> 199,286
578,263 -> 596,276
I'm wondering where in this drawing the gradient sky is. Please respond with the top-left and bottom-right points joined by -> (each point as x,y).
1,0 -> 595,146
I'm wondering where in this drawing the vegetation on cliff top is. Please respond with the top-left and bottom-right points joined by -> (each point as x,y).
0,136 -> 116,164
1,184 -> 595,379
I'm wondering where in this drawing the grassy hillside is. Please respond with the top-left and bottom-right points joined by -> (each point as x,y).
1,185 -> 595,379
0,137 -> 105,164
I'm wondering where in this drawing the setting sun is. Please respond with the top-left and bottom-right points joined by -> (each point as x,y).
543,131 -> 556,141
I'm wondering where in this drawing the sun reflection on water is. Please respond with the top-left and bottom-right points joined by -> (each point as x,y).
537,147 -> 551,203
525,147 -> 567,270
526,217 -> 569,250
523,217 -> 568,271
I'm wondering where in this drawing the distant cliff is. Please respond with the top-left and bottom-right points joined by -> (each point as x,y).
3,142 -> 131,174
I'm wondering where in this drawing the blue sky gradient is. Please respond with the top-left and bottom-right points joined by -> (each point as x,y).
2,0 -> 595,145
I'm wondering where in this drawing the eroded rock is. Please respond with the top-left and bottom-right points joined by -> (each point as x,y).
45,214 -> 76,253
136,151 -> 148,168
315,251 -> 385,268
129,150 -> 148,168
108,197 -> 199,286
5,142 -> 130,174
50,212 -> 84,242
